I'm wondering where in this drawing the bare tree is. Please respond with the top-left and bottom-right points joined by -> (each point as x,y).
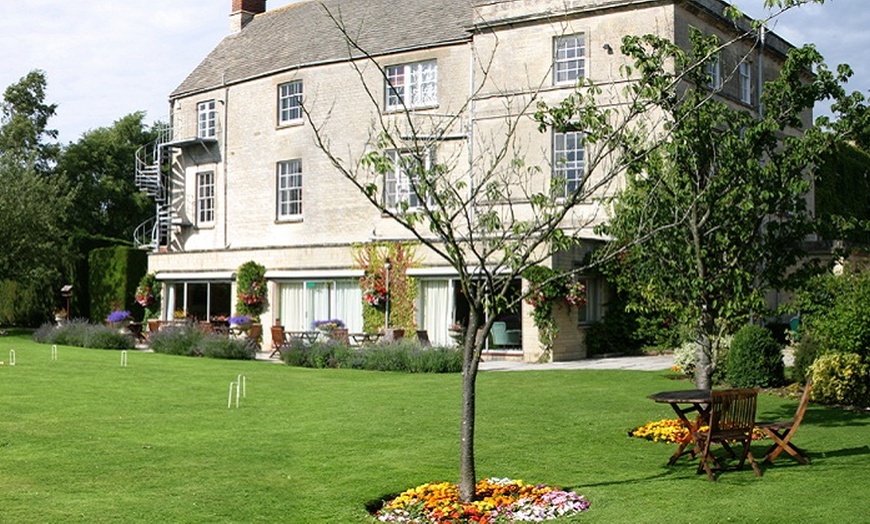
302,0 -> 833,502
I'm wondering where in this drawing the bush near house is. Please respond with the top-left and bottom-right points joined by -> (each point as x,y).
281,338 -> 462,373
32,320 -> 135,350
148,326 -> 255,360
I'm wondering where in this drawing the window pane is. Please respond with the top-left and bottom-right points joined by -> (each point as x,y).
279,81 -> 303,123
553,132 -> 584,197
277,160 -> 302,219
554,35 -> 585,85
197,171 -> 215,223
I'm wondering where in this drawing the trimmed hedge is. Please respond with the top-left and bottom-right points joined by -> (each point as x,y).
810,353 -> 870,407
89,246 -> 147,323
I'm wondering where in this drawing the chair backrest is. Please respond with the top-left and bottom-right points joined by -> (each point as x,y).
709,388 -> 759,437
791,378 -> 813,427
248,323 -> 262,343
491,322 -> 508,345
416,330 -> 431,347
330,327 -> 349,344
270,325 -> 285,348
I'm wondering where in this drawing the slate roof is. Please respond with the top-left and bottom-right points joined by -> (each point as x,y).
171,0 -> 474,98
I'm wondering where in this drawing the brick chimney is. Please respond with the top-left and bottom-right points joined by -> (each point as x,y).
230,0 -> 266,33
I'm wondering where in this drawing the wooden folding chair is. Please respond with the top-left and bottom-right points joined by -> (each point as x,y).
757,378 -> 812,465
696,388 -> 762,481
269,325 -> 286,358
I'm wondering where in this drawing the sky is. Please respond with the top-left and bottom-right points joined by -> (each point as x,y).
0,0 -> 867,145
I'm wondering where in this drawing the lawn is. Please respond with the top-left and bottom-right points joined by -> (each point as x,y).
1,329 -> 868,523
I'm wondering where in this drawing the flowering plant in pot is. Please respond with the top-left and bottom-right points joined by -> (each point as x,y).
311,319 -> 345,333
107,310 -> 132,329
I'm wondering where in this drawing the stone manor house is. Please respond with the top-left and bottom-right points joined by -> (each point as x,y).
135,0 -> 801,360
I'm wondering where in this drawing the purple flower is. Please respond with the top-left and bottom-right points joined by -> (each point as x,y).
106,310 -> 131,323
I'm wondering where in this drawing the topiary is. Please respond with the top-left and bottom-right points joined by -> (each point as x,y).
810,352 -> 870,407
726,324 -> 785,388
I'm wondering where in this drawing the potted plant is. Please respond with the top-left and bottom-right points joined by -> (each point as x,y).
107,310 -> 132,330
312,319 -> 345,336
229,315 -> 253,333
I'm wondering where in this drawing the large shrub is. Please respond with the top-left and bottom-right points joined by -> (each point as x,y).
726,324 -> 785,388
281,339 -> 461,373
149,326 -> 205,356
810,353 -> 870,407
793,270 -> 870,359
673,335 -> 731,383
198,336 -> 256,360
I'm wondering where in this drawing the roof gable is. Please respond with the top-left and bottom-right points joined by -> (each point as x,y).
172,0 -> 473,98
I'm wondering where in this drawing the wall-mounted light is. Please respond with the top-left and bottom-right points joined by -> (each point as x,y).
603,43 -> 614,54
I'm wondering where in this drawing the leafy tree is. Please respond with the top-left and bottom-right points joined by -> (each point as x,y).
0,70 -> 70,324
0,70 -> 60,173
589,31 -> 850,389
57,112 -> 157,244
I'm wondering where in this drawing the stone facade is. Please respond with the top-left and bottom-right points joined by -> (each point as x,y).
143,0 -> 800,360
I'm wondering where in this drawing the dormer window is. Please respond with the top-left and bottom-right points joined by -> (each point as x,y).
385,60 -> 438,110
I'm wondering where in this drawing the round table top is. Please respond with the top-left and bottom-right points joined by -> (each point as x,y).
648,389 -> 711,404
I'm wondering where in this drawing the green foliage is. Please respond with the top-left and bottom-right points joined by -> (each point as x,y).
280,339 -> 462,373
792,332 -> 821,384
235,261 -> 267,319
197,336 -> 256,360
147,325 -> 256,360
585,297 -> 645,356
148,326 -> 205,356
726,325 -> 785,388
794,270 -> 870,359
0,70 -> 59,172
579,33 -> 842,388
814,142 -> 870,245
32,319 -> 135,350
135,272 -> 161,321
521,265 -> 586,353
56,112 -> 157,243
353,242 -> 419,332
810,352 -> 870,407
88,246 -> 147,323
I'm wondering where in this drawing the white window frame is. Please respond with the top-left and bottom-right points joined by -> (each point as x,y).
278,80 -> 303,125
197,100 -> 216,138
554,34 -> 586,85
706,55 -> 722,90
384,150 -> 432,211
552,131 -> 585,199
277,159 -> 303,220
385,60 -> 438,110
739,61 -> 752,104
196,171 -> 215,225
575,277 -> 602,324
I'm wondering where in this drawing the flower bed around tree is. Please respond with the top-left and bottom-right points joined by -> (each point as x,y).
374,477 -> 590,523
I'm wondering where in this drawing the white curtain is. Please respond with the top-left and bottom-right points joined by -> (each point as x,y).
417,279 -> 453,346
279,282 -> 305,330
334,280 -> 363,333
306,282 -> 332,328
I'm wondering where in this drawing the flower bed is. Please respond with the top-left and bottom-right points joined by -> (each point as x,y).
629,418 -> 766,444
375,477 -> 590,523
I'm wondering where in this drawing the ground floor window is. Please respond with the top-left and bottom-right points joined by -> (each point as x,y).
576,276 -> 602,324
416,277 -> 521,348
164,281 -> 231,321
277,280 -> 363,332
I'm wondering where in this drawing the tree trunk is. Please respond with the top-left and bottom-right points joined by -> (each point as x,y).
458,310 -> 482,502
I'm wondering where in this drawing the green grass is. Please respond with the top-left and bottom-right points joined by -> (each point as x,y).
1,329 -> 868,523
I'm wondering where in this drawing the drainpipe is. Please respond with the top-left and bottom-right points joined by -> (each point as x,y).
757,25 -> 765,119
222,71 -> 230,249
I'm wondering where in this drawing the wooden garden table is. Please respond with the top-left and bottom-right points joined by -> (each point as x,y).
648,389 -> 712,465
349,332 -> 383,346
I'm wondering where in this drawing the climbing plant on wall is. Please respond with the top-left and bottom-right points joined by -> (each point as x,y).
352,242 -> 419,333
522,265 -> 587,357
